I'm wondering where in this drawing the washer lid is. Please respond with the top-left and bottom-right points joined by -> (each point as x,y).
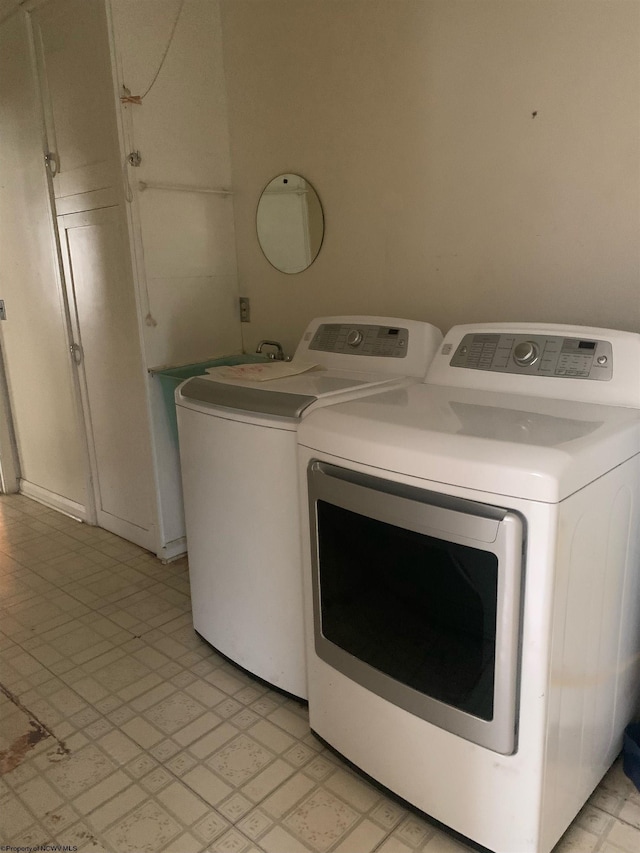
179,377 -> 317,419
176,368 -> 411,420
298,384 -> 640,503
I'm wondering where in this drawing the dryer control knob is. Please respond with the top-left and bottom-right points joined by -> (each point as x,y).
347,329 -> 364,347
513,340 -> 539,366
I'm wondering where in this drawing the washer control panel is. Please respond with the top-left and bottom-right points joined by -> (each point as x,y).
450,333 -> 613,380
309,324 -> 408,357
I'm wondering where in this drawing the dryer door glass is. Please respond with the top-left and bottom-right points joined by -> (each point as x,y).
308,462 -> 524,755
317,500 -> 498,721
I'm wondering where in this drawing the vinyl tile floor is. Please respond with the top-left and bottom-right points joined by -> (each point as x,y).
1,494 -> 640,853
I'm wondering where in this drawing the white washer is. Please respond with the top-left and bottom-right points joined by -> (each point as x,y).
175,316 -> 442,698
297,323 -> 640,853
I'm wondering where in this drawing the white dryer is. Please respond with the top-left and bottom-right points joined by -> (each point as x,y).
297,323 -> 640,853
175,316 -> 442,698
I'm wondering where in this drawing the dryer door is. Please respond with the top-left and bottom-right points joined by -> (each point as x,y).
308,462 -> 524,755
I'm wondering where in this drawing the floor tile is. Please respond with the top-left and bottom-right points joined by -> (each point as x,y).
192,809 -> 230,845
120,716 -> 165,749
14,775 -> 65,816
333,818 -> 388,853
9,821 -> 51,848
241,758 -> 295,803
157,779 -> 210,825
211,827 -> 255,853
84,785 -> 148,834
0,791 -> 36,837
258,823 -> 313,852
103,800 -> 183,853
283,788 -> 359,851
144,690 -> 207,735
324,766 -> 382,812
44,743 -> 117,799
260,771 -> 316,819
182,764 -> 233,807
208,734 -> 275,786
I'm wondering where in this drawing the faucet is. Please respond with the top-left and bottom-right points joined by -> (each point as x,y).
256,340 -> 286,361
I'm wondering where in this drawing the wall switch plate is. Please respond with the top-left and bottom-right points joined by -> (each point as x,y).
0,300 -> 6,320
239,296 -> 250,322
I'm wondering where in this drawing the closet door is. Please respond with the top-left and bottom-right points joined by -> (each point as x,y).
30,0 -> 121,213
58,206 -> 155,547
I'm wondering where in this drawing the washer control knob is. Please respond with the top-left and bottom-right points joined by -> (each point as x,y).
597,355 -> 608,365
513,340 -> 539,366
347,329 -> 364,347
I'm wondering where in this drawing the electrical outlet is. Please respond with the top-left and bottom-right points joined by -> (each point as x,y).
239,297 -> 250,323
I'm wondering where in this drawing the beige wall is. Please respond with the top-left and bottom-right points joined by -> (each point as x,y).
220,0 -> 640,356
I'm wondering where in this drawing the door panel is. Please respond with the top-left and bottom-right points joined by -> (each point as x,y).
59,206 -> 154,543
30,0 -> 120,210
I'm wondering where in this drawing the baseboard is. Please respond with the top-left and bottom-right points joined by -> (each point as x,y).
19,480 -> 163,557
19,479 -> 88,522
157,536 -> 187,563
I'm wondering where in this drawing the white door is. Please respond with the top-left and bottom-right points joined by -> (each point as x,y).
30,0 -> 121,212
58,206 -> 155,547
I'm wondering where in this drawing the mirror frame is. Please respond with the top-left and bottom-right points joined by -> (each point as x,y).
256,173 -> 324,274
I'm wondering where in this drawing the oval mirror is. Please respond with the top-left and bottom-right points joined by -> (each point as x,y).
256,174 -> 324,274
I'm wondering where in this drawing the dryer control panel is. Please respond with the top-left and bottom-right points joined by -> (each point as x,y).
309,323 -> 408,357
450,333 -> 613,380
